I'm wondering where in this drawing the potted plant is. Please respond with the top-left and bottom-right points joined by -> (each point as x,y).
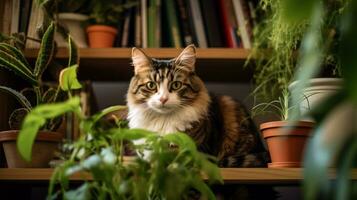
16,71 -> 222,199
252,89 -> 314,168
86,0 -> 138,48
40,0 -> 94,48
0,23 -> 79,168
277,0 -> 357,199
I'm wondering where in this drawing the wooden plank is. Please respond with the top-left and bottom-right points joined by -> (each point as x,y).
1,168 -> 356,184
25,48 -> 251,59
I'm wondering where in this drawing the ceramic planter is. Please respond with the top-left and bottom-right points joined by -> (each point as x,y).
56,13 -> 89,48
0,130 -> 63,168
86,25 -> 118,48
289,78 -> 343,119
260,121 -> 314,168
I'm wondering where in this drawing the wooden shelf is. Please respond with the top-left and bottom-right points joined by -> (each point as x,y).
25,48 -> 253,82
1,168 -> 356,184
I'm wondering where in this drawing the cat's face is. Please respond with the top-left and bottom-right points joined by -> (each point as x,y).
127,45 -> 205,114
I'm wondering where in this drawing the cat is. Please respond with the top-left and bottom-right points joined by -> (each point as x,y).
126,45 -> 269,168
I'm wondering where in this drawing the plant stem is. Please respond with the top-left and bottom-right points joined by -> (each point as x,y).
34,86 -> 41,105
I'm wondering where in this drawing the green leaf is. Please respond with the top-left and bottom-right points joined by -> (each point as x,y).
64,183 -> 91,200
290,3 -> 324,121
68,36 -> 79,66
0,47 -> 37,85
112,128 -> 154,141
59,65 -> 82,91
190,176 -> 216,200
17,97 -> 81,161
336,137 -> 357,200
163,133 -> 197,152
281,0 -> 318,23
42,87 -> 57,103
0,86 -> 32,110
91,105 -> 127,124
200,155 -> 223,184
339,0 -> 357,104
0,43 -> 31,70
34,22 -> 55,78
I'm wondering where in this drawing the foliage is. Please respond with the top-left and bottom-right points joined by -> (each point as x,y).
281,0 -> 357,199
0,22 -> 79,130
86,0 -> 138,27
250,0 -> 348,113
17,70 -> 222,199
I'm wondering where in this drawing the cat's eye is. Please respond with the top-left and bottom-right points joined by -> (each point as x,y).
146,81 -> 157,90
171,81 -> 183,90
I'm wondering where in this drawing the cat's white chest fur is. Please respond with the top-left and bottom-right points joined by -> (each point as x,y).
128,104 -> 202,135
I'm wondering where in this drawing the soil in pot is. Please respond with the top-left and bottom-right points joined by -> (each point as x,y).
86,25 -> 118,48
0,130 -> 63,168
260,121 -> 314,168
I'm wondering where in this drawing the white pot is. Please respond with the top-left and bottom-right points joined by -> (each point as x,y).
55,13 -> 88,48
289,78 -> 343,119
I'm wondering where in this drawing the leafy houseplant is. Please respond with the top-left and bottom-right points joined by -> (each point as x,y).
86,0 -> 138,48
0,22 -> 79,167
252,90 -> 314,168
250,0 -> 348,168
278,0 -> 357,199
16,70 -> 222,199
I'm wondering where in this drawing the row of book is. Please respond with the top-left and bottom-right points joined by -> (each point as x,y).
0,0 -> 257,49
120,0 -> 257,48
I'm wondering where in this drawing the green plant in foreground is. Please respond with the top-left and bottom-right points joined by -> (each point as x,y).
17,66 -> 222,199
281,0 -> 357,199
0,22 -> 79,130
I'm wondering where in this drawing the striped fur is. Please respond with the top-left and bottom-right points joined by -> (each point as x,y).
127,45 -> 269,167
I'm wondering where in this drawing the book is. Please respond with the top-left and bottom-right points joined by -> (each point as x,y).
163,0 -> 182,47
1,0 -> 13,35
18,0 -> 32,34
177,0 -> 194,46
187,0 -> 207,48
135,3 -> 142,47
219,0 -> 239,48
232,0 -> 253,49
147,0 -> 161,47
199,0 -> 225,47
121,8 -> 132,47
26,0 -> 44,48
11,0 -> 20,34
141,0 -> 148,48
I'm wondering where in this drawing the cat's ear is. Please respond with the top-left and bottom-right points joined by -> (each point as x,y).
131,47 -> 151,74
175,44 -> 196,71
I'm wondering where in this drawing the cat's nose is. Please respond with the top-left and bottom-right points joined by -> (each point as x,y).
160,97 -> 168,104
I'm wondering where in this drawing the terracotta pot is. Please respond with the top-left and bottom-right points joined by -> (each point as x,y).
0,130 -> 63,168
260,121 -> 314,168
86,25 -> 118,48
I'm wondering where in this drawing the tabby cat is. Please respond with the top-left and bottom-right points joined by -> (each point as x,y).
127,45 -> 269,168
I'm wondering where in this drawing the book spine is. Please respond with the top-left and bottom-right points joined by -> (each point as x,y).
155,0 -> 161,47
164,0 -> 182,48
1,0 -> 13,35
18,0 -> 32,34
219,0 -> 236,47
135,3 -> 142,47
147,0 -> 156,47
188,0 -> 207,48
141,0 -> 148,48
26,0 -> 44,48
11,0 -> 20,34
177,0 -> 193,46
121,9 -> 132,47
232,0 -> 252,49
199,0 -> 225,47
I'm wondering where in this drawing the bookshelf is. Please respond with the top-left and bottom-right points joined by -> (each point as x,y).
25,48 -> 254,82
1,168 -> 357,184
